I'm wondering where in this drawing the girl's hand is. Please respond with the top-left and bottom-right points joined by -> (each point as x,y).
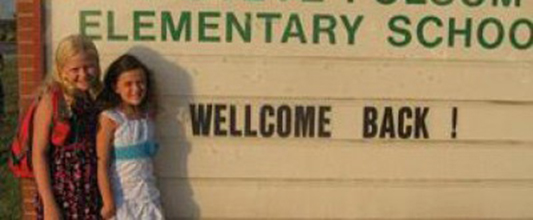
100,204 -> 116,219
43,202 -> 62,220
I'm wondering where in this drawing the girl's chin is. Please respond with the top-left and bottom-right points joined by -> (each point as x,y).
75,84 -> 90,91
127,100 -> 142,105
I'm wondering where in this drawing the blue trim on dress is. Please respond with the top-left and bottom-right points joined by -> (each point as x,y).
113,141 -> 159,161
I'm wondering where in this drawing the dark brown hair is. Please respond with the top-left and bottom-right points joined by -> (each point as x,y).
97,54 -> 156,114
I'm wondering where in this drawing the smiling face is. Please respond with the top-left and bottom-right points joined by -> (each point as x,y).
61,52 -> 99,92
114,68 -> 147,107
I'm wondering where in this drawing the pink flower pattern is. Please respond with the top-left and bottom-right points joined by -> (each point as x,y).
34,97 -> 101,220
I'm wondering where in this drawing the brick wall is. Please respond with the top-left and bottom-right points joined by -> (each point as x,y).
16,0 -> 43,219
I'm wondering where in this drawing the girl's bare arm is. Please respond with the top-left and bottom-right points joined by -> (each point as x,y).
32,93 -> 61,218
96,114 -> 117,218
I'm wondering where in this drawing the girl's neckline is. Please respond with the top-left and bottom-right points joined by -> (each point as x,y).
116,107 -> 148,120
117,102 -> 147,120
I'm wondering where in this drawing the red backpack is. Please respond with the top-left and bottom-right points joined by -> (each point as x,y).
9,87 -> 71,178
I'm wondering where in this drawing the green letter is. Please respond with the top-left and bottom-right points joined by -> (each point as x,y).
134,11 -> 156,41
492,0 -> 521,7
161,11 -> 192,42
449,18 -> 472,48
199,11 -> 221,43
417,16 -> 443,48
510,19 -> 532,50
226,12 -> 252,43
432,0 -> 453,6
462,0 -> 484,7
257,13 -> 282,43
407,0 -> 427,5
313,14 -> 337,44
388,15 -> 412,47
376,0 -> 396,5
478,18 -> 504,49
341,15 -> 364,45
108,11 -> 128,41
281,13 -> 307,44
80,10 -> 102,40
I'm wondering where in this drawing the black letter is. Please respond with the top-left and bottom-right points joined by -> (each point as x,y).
229,105 -> 243,136
415,107 -> 430,138
277,105 -> 292,138
244,105 -> 258,137
398,107 -> 413,139
380,107 -> 396,138
363,106 -> 378,138
190,103 -> 213,136
260,105 -> 275,137
318,106 -> 332,138
295,106 -> 316,138
214,104 -> 227,136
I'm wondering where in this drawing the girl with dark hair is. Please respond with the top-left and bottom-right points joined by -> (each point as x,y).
96,54 -> 164,219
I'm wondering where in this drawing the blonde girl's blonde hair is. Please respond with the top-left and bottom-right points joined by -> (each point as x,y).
42,34 -> 102,103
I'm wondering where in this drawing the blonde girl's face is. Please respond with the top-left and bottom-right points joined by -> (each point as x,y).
114,68 -> 147,106
61,53 -> 99,91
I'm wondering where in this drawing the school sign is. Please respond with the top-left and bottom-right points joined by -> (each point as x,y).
21,0 -> 533,219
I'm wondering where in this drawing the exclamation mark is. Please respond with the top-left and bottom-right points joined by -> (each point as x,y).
451,107 -> 458,139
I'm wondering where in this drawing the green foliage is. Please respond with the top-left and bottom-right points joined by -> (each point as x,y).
0,54 -> 22,220
0,20 -> 16,42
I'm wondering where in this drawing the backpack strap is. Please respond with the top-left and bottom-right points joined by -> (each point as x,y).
24,88 -> 65,159
49,86 -> 65,121
48,87 -> 71,146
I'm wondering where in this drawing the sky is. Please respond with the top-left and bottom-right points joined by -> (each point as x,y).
0,0 -> 14,19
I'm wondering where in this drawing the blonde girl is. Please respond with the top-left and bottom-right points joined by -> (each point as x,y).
32,34 -> 103,220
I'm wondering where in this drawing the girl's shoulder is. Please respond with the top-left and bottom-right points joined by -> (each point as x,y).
101,108 -> 126,125
40,82 -> 63,96
37,83 -> 70,118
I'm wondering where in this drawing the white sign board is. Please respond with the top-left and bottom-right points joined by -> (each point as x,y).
48,0 -> 533,219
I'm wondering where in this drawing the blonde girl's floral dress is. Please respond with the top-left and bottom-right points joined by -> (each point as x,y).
35,89 -> 102,220
102,108 -> 164,220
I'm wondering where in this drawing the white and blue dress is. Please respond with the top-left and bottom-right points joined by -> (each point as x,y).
102,108 -> 164,220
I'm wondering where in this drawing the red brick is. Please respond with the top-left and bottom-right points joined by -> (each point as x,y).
17,41 -> 36,55
18,55 -> 34,69
17,34 -> 37,44
20,178 -> 37,220
18,26 -> 34,32
23,214 -> 37,220
21,187 -> 36,200
20,82 -> 41,96
19,80 -> 41,87
22,209 -> 36,217
19,98 -> 34,111
17,0 -> 37,6
22,70 -> 43,82
17,16 -> 36,29
19,70 -> 36,82
17,2 -> 35,14
19,81 -> 41,97
17,28 -> 38,41
17,29 -> 38,41
22,204 -> 37,220
20,178 -> 36,187
23,213 -> 37,220
18,0 -> 44,218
